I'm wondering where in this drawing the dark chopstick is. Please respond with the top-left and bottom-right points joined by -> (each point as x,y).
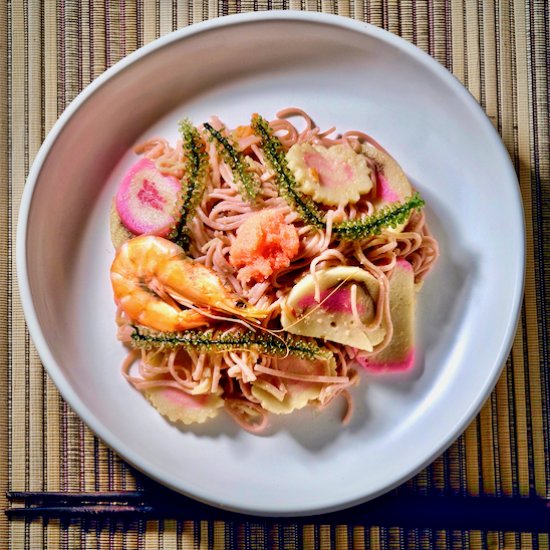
7,491 -> 146,502
6,491 -> 550,533
6,491 -> 148,502
7,505 -> 154,518
6,491 -> 151,518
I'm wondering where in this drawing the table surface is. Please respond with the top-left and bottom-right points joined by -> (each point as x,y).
1,1 -> 549,549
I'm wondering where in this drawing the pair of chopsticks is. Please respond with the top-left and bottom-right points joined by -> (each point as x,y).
7,491 -> 154,518
6,491 -> 550,532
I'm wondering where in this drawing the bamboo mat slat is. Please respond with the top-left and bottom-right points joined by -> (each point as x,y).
1,1 -> 549,548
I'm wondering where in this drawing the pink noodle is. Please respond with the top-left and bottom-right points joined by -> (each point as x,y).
254,364 -> 349,385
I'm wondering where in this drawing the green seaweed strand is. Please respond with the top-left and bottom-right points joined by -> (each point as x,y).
203,122 -> 260,203
170,119 -> 209,249
251,114 -> 325,228
333,193 -> 425,240
130,325 -> 331,361
251,114 -> 426,240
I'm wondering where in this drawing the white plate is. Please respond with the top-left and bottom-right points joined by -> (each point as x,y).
17,12 -> 524,516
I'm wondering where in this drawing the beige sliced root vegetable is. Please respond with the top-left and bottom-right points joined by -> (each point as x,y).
144,386 -> 224,425
286,143 -> 373,206
358,259 -> 416,371
251,354 -> 337,415
363,144 -> 414,233
110,201 -> 135,249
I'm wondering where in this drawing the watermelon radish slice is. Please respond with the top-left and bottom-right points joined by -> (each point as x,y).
115,158 -> 181,237
357,259 -> 416,371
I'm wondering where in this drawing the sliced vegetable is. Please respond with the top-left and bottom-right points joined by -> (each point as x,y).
281,266 -> 386,352
229,209 -> 300,284
251,355 -> 337,415
357,259 -> 416,371
145,387 -> 224,424
251,114 -> 425,240
362,144 -> 413,210
286,143 -> 373,206
115,158 -> 181,237
109,201 -> 134,249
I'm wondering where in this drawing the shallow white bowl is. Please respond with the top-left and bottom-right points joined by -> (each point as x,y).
17,12 -> 524,516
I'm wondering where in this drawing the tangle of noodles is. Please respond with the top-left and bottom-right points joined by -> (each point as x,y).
116,108 -> 439,433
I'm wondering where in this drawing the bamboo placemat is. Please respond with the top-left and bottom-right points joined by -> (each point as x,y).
1,1 -> 549,548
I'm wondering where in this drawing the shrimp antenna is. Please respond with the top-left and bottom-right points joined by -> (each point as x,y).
166,289 -> 292,355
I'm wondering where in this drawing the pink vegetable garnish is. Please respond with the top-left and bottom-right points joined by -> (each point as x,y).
303,151 -> 354,189
356,259 -> 415,372
377,174 -> 399,203
116,158 -> 181,236
298,287 -> 366,315
356,349 -> 416,372
160,388 -> 207,410
396,258 -> 413,271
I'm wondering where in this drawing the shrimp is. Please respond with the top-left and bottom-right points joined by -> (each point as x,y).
111,235 -> 268,333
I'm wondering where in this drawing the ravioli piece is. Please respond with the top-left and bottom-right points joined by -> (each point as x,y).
286,143 -> 373,206
144,387 -> 224,425
281,266 -> 386,352
358,259 -> 416,371
251,355 -> 337,415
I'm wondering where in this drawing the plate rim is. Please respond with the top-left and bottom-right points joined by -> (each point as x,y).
16,10 -> 525,516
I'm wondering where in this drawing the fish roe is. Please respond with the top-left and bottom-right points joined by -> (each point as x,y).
229,209 -> 300,284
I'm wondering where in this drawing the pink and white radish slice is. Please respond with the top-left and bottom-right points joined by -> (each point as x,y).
357,259 -> 416,371
145,386 -> 224,425
116,158 -> 181,237
362,144 -> 413,211
250,355 -> 337,415
286,143 -> 373,206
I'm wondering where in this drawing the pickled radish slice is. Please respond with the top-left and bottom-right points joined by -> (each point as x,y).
362,144 -> 412,208
109,201 -> 134,249
286,143 -> 373,206
357,260 -> 416,371
251,355 -> 337,415
116,158 -> 181,236
145,387 -> 223,425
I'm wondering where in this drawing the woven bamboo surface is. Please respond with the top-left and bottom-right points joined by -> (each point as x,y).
1,1 -> 549,548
